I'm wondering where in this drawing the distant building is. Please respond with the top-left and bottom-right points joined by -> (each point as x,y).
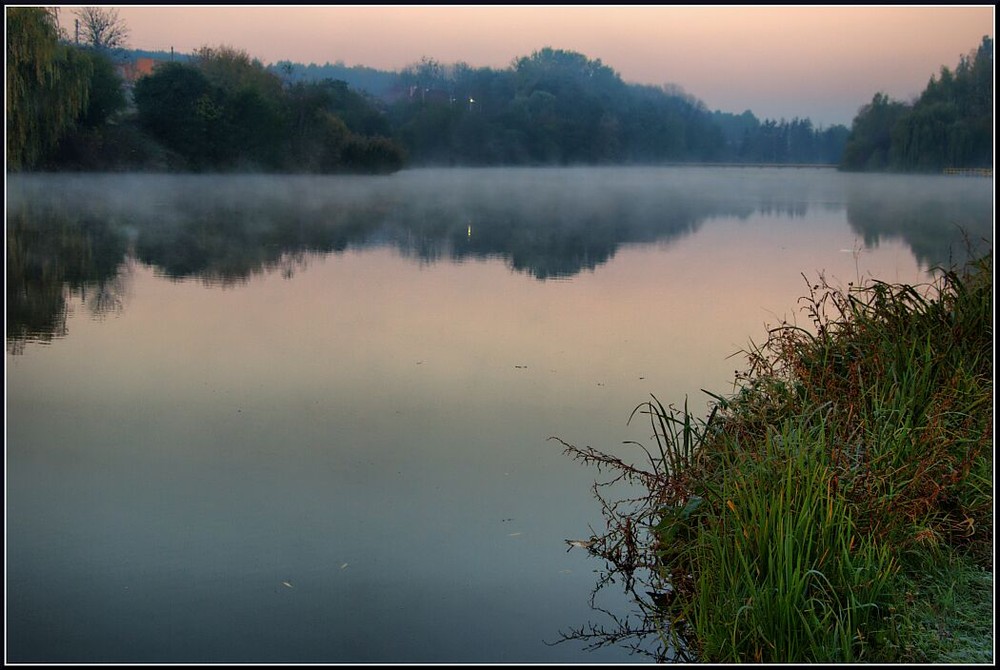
115,57 -> 162,108
118,57 -> 159,86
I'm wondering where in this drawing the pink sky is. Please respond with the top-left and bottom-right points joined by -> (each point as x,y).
56,5 -> 993,127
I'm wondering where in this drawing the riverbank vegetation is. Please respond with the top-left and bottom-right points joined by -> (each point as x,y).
558,251 -> 992,662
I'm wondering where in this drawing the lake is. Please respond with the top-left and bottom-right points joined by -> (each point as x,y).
5,167 -> 993,663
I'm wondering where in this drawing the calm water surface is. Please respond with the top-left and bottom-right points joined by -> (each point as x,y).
6,168 -> 992,662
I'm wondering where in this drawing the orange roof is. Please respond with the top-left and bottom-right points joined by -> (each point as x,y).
120,57 -> 159,84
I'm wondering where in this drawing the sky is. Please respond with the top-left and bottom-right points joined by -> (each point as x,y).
54,5 -> 994,127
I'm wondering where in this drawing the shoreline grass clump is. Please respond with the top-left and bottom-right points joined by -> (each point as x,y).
558,251 -> 992,662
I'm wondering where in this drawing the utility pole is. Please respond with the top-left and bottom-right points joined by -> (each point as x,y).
74,19 -> 79,45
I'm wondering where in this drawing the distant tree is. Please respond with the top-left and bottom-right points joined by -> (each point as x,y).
341,134 -> 406,174
841,92 -> 910,170
268,59 -> 398,98
509,48 -> 628,163
712,109 -> 760,152
817,124 -> 850,164
317,79 -> 391,137
133,62 -> 217,167
134,45 -> 404,173
842,36 -> 992,172
75,48 -> 127,127
385,46 -> 734,165
75,7 -> 130,54
398,56 -> 449,96
189,45 -> 288,168
42,45 -> 130,170
192,45 -> 282,98
899,34 -> 993,169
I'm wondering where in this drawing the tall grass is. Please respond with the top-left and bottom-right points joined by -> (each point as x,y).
559,251 -> 992,662
755,255 -> 994,561
681,412 -> 898,662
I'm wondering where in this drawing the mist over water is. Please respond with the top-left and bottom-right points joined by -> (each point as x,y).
7,167 -> 990,286
5,167 -> 993,662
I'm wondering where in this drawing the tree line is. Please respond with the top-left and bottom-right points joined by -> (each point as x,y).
131,47 -> 404,173
279,49 -> 850,166
6,7 -> 404,174
6,7 -> 990,174
842,35 -> 993,172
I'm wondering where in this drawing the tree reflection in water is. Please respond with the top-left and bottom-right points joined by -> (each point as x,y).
8,170 -> 991,357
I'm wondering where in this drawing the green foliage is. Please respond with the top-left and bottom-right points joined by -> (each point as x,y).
384,48 -> 848,166
320,79 -> 391,136
182,46 -> 288,169
387,47 -> 730,165
45,118 -> 185,172
843,36 -> 993,171
132,46 -> 404,173
681,254 -> 993,661
192,45 -> 279,95
24,33 -> 986,173
282,80 -> 403,173
22,38 -> 854,172
6,7 -> 92,171
712,112 -> 850,164
341,134 -> 406,173
841,92 -> 910,170
685,416 -> 898,662
134,62 -> 216,167
273,54 -> 846,166
75,47 -> 127,128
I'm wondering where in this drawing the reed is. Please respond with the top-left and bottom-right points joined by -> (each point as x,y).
678,412 -> 898,662
560,250 -> 992,662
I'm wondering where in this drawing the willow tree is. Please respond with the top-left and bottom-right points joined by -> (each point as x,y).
7,7 -> 92,171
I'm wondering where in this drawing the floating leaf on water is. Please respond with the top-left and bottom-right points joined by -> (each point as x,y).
565,538 -> 595,552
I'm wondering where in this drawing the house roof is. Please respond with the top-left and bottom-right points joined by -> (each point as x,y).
119,57 -> 159,84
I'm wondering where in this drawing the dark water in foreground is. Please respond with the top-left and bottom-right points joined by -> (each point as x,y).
6,167 -> 992,662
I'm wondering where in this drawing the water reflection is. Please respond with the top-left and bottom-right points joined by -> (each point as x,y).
6,203 -> 131,354
6,168 -> 992,355
844,174 -> 993,268
547,525 -> 680,661
545,435 -> 692,663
